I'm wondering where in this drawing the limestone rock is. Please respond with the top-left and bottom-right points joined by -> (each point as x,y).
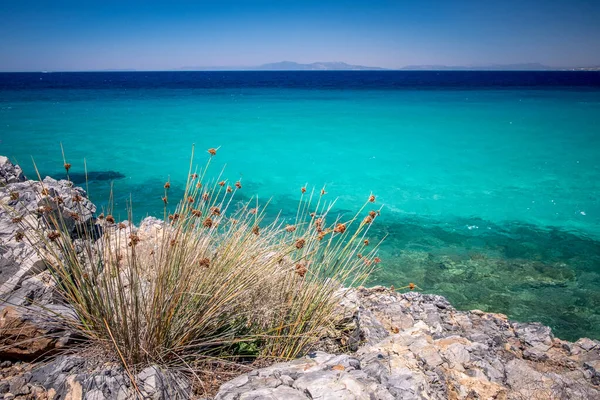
4,355 -> 191,399
0,304 -> 76,360
0,173 -> 96,297
216,288 -> 600,400
0,157 -> 25,185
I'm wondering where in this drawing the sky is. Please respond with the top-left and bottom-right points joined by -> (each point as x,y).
1,0 -> 599,71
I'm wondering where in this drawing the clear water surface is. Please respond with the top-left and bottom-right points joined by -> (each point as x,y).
1,71 -> 599,340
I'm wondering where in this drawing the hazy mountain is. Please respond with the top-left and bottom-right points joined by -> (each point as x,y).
177,62 -> 599,72
400,63 -> 553,71
256,61 -> 385,70
179,61 -> 384,71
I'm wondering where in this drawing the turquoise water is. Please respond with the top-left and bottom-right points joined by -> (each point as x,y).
1,72 -> 600,340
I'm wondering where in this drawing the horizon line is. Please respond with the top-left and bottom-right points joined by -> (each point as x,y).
1,68 -> 599,73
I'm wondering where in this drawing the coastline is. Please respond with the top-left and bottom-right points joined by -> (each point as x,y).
1,156 -> 600,398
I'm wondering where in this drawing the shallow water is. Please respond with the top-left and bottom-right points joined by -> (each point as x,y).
1,71 -> 599,340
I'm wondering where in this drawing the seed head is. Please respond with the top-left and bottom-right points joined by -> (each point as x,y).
202,193 -> 209,201
98,213 -> 105,220
295,263 -> 308,278
47,231 -> 61,241
192,209 -> 202,217
9,192 -> 19,201
41,188 -> 50,196
69,212 -> 80,221
235,181 -> 242,189
357,253 -> 362,259
64,163 -> 71,172
188,196 -> 194,203
218,180 -> 226,187
15,232 -> 24,242
11,216 -> 23,223
170,239 -> 177,246
333,223 -> 346,234
369,194 -> 376,203
374,257 -> 381,264
164,182 -> 171,190
53,196 -> 63,204
162,196 -> 168,204
37,205 -> 52,214
128,234 -> 140,246
106,215 -> 115,224
196,182 -> 202,189
118,222 -> 127,230
203,217 -> 213,228
364,239 -> 369,246
226,186 -> 233,193
301,187 -> 306,194
295,238 -> 306,249
252,225 -> 260,235
317,231 -> 327,241
249,208 -> 257,215
320,188 -> 326,196
211,207 -> 221,215
314,218 -> 323,230
199,258 -> 210,268
285,225 -> 296,232
408,282 -> 416,290
208,148 -> 217,156
363,216 -> 373,224
190,173 -> 198,180
369,210 -> 377,218
72,194 -> 83,203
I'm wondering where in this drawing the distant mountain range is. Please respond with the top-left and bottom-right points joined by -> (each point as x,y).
400,63 -> 555,71
179,61 -> 384,71
177,61 -> 600,71
256,61 -> 384,70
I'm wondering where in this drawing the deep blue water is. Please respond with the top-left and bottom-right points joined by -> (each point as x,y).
2,71 -> 600,90
1,71 -> 600,340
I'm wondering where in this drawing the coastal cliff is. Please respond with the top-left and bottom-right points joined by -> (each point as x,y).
1,157 -> 599,399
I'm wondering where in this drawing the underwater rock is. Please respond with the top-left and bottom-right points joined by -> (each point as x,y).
62,170 -> 126,184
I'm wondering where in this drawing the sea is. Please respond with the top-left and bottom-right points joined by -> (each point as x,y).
1,71 -> 600,341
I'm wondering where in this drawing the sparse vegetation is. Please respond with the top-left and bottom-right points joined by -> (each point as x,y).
10,146 -> 383,392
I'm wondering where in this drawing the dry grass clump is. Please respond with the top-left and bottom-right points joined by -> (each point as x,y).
10,146 -> 383,390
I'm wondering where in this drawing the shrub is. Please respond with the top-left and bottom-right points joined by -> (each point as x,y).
9,146 -> 382,384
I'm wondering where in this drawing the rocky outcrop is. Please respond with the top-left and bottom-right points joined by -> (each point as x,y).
0,173 -> 96,297
0,158 -> 191,399
215,287 -> 600,399
0,355 -> 191,399
0,157 -> 25,186
2,156 -> 600,399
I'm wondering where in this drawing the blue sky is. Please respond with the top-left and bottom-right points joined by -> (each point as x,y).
1,0 -> 599,71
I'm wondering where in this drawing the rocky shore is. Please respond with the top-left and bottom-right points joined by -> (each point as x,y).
1,156 -> 599,399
